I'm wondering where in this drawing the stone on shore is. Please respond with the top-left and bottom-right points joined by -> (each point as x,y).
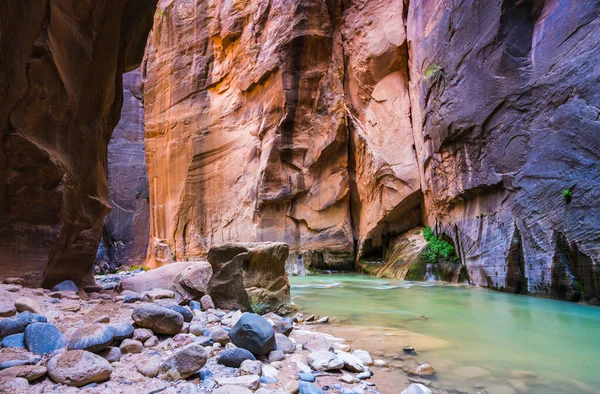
201,295 -> 216,310
0,348 -> 41,370
335,351 -> 365,372
133,328 -> 153,342
142,288 -> 175,302
24,323 -> 68,355
210,326 -> 230,345
402,383 -> 432,394
0,306 -> 16,318
0,365 -> 47,381
132,304 -> 184,334
111,322 -> 135,340
352,350 -> 373,366
275,333 -> 295,354
0,312 -> 47,338
47,350 -> 112,387
98,346 -> 121,363
240,360 -> 262,376
215,375 -> 260,391
1,333 -> 24,349
273,317 -> 294,336
161,304 -> 193,322
136,355 -> 162,378
120,339 -> 143,354
268,349 -> 285,362
14,297 -> 42,314
213,387 -> 253,394
51,280 -> 79,293
229,313 -> 276,356
68,324 -> 115,352
2,278 -> 25,286
307,351 -> 344,371
298,381 -> 324,394
158,342 -> 208,380
217,348 -> 256,368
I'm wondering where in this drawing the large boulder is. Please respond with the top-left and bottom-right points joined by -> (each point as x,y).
206,243 -> 294,313
217,348 -> 256,368
229,313 -> 276,356
158,342 -> 208,380
132,304 -> 184,334
47,350 -> 112,387
119,261 -> 212,302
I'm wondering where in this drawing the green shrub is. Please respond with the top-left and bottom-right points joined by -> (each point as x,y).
562,189 -> 572,202
422,226 -> 456,263
128,265 -> 149,272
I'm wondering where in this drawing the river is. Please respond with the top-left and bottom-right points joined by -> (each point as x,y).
290,274 -> 600,394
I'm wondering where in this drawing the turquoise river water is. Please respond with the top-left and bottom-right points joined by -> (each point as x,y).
290,274 -> 600,394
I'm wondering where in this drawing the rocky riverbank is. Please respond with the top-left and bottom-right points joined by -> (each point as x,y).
0,274 -> 437,394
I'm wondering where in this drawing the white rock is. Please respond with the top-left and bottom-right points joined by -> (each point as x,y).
373,359 -> 388,368
307,351 -> 344,371
215,375 -> 260,391
340,374 -> 358,383
240,360 -> 262,376
402,383 -> 432,394
352,350 -> 373,366
262,365 -> 279,378
335,351 -> 365,372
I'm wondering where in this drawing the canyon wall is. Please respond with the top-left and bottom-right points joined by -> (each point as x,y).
0,0 -> 157,287
142,0 -> 600,302
96,70 -> 150,272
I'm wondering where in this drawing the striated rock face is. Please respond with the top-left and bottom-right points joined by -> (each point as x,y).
142,0 -> 600,303
406,0 -> 600,302
142,0 -> 353,266
96,69 -> 150,272
0,1 -> 158,288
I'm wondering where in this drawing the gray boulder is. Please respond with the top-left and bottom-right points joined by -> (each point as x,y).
68,324 -> 115,353
217,348 -> 256,368
229,313 -> 276,356
132,304 -> 184,334
24,323 -> 67,355
47,350 -> 112,387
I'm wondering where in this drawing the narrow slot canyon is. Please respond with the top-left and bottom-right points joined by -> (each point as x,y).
1,1 -> 600,393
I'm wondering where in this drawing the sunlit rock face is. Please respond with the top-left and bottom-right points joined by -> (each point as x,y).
0,0 -> 157,287
143,0 -> 600,303
96,70 -> 150,272
143,0 -> 354,267
407,0 -> 600,302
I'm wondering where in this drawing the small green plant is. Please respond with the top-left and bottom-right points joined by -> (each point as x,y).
135,190 -> 141,198
145,195 -> 150,202
422,226 -> 456,263
425,64 -> 440,78
562,189 -> 573,203
128,265 -> 149,272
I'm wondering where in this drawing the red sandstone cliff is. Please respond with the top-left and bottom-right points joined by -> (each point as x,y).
141,0 -> 600,303
0,0 -> 158,287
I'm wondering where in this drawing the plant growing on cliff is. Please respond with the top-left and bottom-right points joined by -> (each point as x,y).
424,63 -> 444,82
562,189 -> 573,203
422,226 -> 456,263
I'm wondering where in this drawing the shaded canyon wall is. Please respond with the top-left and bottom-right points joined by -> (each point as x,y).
95,70 -> 150,272
0,0 -> 158,287
141,0 -> 600,303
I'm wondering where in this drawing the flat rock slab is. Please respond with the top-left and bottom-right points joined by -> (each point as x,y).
24,323 -> 68,355
0,365 -> 47,381
0,349 -> 41,370
48,350 -> 112,387
215,375 -> 260,391
68,324 -> 115,352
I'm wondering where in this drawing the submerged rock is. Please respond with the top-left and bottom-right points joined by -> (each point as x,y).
229,313 -> 276,356
409,363 -> 435,377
